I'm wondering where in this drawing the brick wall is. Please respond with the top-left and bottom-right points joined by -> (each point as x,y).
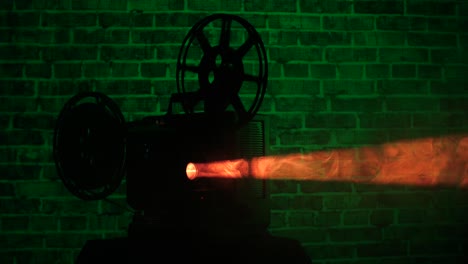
1,0 -> 468,263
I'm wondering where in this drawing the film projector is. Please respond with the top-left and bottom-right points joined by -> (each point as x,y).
53,14 -> 310,264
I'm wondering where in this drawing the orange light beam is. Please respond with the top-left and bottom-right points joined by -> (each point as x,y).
186,135 -> 468,188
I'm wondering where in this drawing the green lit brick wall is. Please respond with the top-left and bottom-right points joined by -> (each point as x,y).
1,0 -> 468,263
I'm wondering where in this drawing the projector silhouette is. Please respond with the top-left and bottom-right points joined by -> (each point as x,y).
53,14 -> 311,264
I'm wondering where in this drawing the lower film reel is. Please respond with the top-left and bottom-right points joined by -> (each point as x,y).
53,92 -> 126,200
176,13 -> 268,128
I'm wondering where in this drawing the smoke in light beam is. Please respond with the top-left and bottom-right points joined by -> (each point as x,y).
186,135 -> 468,188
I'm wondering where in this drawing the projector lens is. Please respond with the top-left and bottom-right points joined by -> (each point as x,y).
186,162 -> 198,180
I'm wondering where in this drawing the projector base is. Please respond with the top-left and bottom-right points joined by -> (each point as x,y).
76,233 -> 312,264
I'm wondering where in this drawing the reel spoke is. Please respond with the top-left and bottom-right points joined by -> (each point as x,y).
231,94 -> 247,116
219,17 -> 232,52
243,73 -> 260,84
236,35 -> 254,58
196,30 -> 211,54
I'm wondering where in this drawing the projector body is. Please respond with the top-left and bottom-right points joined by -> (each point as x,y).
126,112 -> 270,236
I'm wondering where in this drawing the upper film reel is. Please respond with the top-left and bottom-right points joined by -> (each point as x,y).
176,14 -> 268,128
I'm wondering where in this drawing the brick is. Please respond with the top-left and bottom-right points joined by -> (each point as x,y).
304,244 -> 354,260
398,209 -> 426,224
72,0 -> 126,10
0,115 -> 9,129
0,0 -> 13,9
95,80 -> 151,95
38,81 -> 93,97
379,48 -> 428,63
270,228 -> 327,243
356,241 -> 407,257
42,13 -> 96,27
0,198 -> 41,213
408,33 -> 457,47
354,32 -> 405,46
13,113 -> 55,130
418,65 -> 441,79
0,12 -> 40,27
315,211 -> 341,226
16,181 -> 67,197
110,63 -> 137,77
355,0 -> 404,14
359,113 -> 411,129
0,130 -> 44,145
325,48 -> 353,62
74,29 -> 129,44
269,80 -> 320,95
410,240 -> 461,255
0,45 -> 40,60
141,63 -> 166,78
269,15 -> 320,30
88,215 -> 118,230
17,147 -> 52,163
366,64 -> 389,79
310,64 -> 336,79
25,63 -> 52,78
54,63 -> 81,79
1,216 -> 28,231
378,193 -> 433,208
329,227 -> 381,242
269,31 -> 298,45
284,64 -> 308,78
413,113 -> 467,128
270,195 -> 288,210
0,80 -> 35,96
439,98 -> 468,112
0,182 -> 15,197
431,80 -> 468,95
132,29 -> 185,44
269,47 -> 321,63
0,97 -> 38,112
30,216 -> 59,231
83,62 -> 111,78
270,114 -> 303,130
377,80 -> 429,95
323,194 -> 378,210
245,0 -> 294,12
16,0 -> 71,9
101,46 -> 154,61
392,64 -> 416,78
289,211 -> 316,227
323,16 -> 374,31
445,66 -> 468,81
0,165 -> 42,180
353,48 -> 377,62
300,31 -> 351,46
43,46 -> 97,61
337,64 -> 364,80
305,113 -> 356,129
370,209 -> 394,227
343,210 -> 370,226
331,97 -> 382,112
41,199 -> 99,214
128,0 -> 185,11
0,234 -> 43,248
0,63 -> 23,78
428,17 -> 466,33
386,97 -> 440,112
431,49 -> 467,64
335,129 -> 387,145
376,16 -> 426,31
279,130 -> 331,145
60,216 -> 87,230
45,233 -> 101,248
407,1 -> 456,16
300,0 -> 353,14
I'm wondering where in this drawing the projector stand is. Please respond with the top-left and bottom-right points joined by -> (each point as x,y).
77,218 -> 312,264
